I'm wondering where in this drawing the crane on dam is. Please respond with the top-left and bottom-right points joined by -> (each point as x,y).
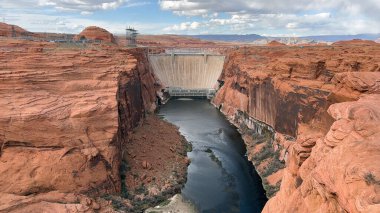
148,48 -> 225,98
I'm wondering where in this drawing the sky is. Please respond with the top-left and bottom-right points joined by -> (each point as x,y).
0,0 -> 379,36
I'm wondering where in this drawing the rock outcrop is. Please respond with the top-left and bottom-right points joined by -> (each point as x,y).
267,40 -> 286,46
264,94 -> 380,212
75,26 -> 116,44
332,39 -> 378,46
0,39 -> 157,211
213,41 -> 380,211
0,22 -> 33,37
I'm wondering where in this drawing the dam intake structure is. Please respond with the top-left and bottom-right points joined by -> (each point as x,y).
148,48 -> 225,98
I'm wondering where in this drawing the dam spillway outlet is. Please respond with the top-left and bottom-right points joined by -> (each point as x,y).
148,50 -> 225,97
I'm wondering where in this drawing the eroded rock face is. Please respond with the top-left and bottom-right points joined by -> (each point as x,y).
0,22 -> 33,37
0,40 -> 158,211
212,42 -> 380,211
267,41 -> 286,46
75,26 -> 116,43
264,94 -> 380,213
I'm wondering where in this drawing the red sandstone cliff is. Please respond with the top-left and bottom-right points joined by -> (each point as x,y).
213,40 -> 380,212
0,39 -> 158,211
0,22 -> 33,37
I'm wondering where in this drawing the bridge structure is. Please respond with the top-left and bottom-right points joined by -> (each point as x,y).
148,48 -> 225,98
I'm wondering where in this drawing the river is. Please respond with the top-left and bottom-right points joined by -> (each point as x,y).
158,99 -> 267,213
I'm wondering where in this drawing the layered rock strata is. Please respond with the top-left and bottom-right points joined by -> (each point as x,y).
0,40 -> 157,211
0,22 -> 33,37
213,41 -> 380,211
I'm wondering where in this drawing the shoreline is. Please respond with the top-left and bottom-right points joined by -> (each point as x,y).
117,115 -> 191,212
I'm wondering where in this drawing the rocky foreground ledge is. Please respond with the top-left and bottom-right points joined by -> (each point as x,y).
213,40 -> 380,212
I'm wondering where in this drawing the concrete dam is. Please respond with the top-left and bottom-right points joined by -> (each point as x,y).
148,49 -> 225,97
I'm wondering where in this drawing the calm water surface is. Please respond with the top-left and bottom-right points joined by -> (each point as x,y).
158,99 -> 267,213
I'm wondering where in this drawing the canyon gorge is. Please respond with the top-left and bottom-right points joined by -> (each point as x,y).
213,41 -> 380,212
0,23 -> 379,212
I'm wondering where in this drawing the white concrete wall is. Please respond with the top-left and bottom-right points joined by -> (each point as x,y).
149,54 -> 225,89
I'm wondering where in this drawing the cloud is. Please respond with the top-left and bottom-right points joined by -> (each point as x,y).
0,0 -> 149,14
80,11 -> 93,16
39,0 -> 127,11
159,0 -> 380,16
163,21 -> 201,32
163,11 -> 379,36
159,0 -> 380,35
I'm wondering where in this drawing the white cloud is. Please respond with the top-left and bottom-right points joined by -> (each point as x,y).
163,21 -> 201,32
159,0 -> 380,17
0,0 -> 148,14
286,23 -> 298,29
159,0 -> 380,35
162,11 -> 379,36
40,0 -> 127,12
80,11 -> 93,15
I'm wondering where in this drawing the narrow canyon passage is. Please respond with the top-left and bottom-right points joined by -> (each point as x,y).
158,99 -> 267,213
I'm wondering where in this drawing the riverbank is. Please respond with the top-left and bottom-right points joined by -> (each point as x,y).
145,194 -> 197,213
119,115 -> 190,212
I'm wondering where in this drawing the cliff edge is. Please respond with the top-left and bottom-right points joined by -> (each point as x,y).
213,41 -> 380,212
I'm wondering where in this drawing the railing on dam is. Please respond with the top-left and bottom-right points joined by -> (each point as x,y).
147,47 -> 231,55
148,49 -> 225,97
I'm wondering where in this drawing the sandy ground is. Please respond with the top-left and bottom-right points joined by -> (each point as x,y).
145,194 -> 197,213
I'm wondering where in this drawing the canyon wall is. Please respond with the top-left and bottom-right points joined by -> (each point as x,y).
0,40 -> 158,211
0,22 -> 33,37
213,41 -> 380,211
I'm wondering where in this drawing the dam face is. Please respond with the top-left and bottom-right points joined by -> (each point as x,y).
148,50 -> 225,97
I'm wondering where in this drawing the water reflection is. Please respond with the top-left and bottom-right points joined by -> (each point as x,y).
158,99 -> 267,213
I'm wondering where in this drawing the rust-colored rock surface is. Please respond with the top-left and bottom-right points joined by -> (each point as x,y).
213,41 -> 380,211
75,26 -> 116,43
122,115 -> 189,212
267,40 -> 286,46
332,39 -> 379,46
0,39 -> 158,211
264,94 -> 380,213
0,22 -> 33,37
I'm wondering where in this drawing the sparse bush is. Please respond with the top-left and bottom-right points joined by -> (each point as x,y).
134,184 -> 147,195
101,195 -> 130,211
262,159 -> 284,177
263,180 -> 281,198
184,140 -> 193,153
364,172 -> 380,185
120,160 -> 129,198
